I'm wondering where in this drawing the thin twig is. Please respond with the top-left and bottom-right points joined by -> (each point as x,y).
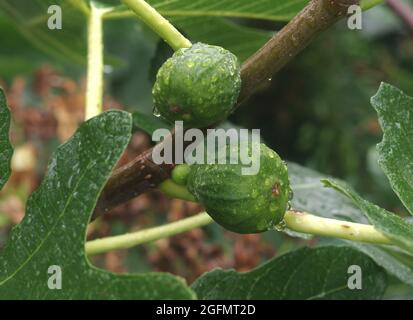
93,0 -> 359,218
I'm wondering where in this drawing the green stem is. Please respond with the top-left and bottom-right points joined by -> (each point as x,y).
121,0 -> 192,51
159,179 -> 196,202
155,178 -> 392,245
85,3 -> 109,120
86,212 -> 213,256
85,210 -> 392,256
284,210 -> 392,245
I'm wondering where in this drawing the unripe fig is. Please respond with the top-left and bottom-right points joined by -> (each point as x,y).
183,143 -> 290,234
152,42 -> 241,128
172,163 -> 191,186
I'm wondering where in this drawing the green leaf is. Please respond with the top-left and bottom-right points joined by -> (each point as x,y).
149,17 -> 270,82
155,0 -> 306,21
0,110 -> 195,299
109,0 -> 382,20
173,17 -> 271,62
2,0 -> 384,67
384,283 -> 413,299
289,163 -> 367,223
371,83 -> 413,217
288,163 -> 413,287
0,16 -> 46,78
348,242 -> 413,287
132,111 -> 171,135
0,88 -> 12,190
323,179 -> 413,253
0,0 -> 87,64
109,0 -> 308,21
192,246 -> 387,299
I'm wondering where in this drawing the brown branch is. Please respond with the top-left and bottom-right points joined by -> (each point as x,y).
387,0 -> 413,34
239,0 -> 359,103
93,0 -> 359,218
93,148 -> 173,216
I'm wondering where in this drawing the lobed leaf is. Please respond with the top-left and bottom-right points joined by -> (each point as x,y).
0,110 -> 195,299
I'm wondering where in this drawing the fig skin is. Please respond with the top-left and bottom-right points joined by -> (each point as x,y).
152,42 -> 241,128
184,143 -> 290,234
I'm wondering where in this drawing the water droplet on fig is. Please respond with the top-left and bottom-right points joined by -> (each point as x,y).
153,106 -> 161,117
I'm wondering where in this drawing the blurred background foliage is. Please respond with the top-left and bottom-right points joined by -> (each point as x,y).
0,0 -> 413,297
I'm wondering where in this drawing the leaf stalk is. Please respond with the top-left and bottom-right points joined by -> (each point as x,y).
121,0 -> 192,51
85,3 -> 110,120
86,210 -> 392,256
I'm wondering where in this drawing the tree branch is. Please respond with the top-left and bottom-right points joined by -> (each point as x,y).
93,0 -> 359,218
93,147 -> 173,216
239,0 -> 359,103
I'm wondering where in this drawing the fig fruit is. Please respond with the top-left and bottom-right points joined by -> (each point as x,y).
152,42 -> 241,128
181,143 -> 290,233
